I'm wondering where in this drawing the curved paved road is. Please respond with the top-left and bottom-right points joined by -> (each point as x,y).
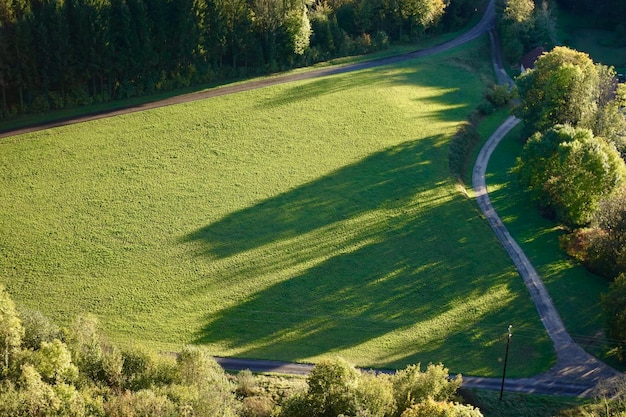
474,28 -> 623,395
472,116 -> 622,396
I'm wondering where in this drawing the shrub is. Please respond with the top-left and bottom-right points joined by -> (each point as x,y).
477,100 -> 495,115
392,363 -> 462,413
485,84 -> 512,107
602,274 -> 626,363
18,309 -> 60,350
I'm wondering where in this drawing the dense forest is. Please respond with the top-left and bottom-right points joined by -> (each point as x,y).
0,0 -> 477,118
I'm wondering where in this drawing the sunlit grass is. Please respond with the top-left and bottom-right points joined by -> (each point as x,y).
0,37 -> 553,377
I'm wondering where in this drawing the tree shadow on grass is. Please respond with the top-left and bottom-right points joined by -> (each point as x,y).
179,138 -> 547,372
182,137 -> 445,261
195,188 -> 511,369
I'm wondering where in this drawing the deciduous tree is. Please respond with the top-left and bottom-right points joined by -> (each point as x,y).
516,46 -> 600,134
516,125 -> 626,226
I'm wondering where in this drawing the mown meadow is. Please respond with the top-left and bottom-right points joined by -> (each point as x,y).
0,37 -> 554,377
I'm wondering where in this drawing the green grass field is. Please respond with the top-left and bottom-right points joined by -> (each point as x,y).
0,37 -> 554,377
557,9 -> 626,74
484,123 -> 621,368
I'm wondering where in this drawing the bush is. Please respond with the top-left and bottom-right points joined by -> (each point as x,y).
485,84 -> 512,107
448,122 -> 480,181
306,356 -> 360,416
392,363 -> 462,413
241,395 -> 275,417
373,31 -> 390,51
18,309 -> 60,350
477,100 -> 495,115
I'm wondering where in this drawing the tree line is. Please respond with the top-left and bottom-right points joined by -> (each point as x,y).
0,0 -> 477,118
496,0 -> 556,65
0,285 -> 486,417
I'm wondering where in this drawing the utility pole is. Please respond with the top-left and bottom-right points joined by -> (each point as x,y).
499,324 -> 512,401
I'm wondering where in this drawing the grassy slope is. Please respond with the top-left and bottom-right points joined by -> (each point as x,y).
484,122 -> 620,366
0,37 -> 554,377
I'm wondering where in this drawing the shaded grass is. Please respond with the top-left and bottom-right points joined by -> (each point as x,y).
556,9 -> 626,74
484,123 -> 622,368
462,389 -> 589,417
0,36 -> 553,376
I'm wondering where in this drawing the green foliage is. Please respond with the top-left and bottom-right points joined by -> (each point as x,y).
516,46 -> 600,133
65,315 -> 104,382
392,363 -> 461,414
503,0 -> 534,24
355,371 -> 396,417
279,358 -> 467,417
0,0 -> 466,118
400,397 -> 483,417
18,309 -> 60,351
497,0 -> 556,65
104,389 -> 177,417
515,124 -> 626,226
175,345 -> 240,415
0,285 -> 23,377
285,7 -> 312,56
306,357 -> 360,416
477,100 -> 495,115
485,84 -> 513,108
19,364 -> 61,416
515,45 -> 626,147
32,339 -> 79,384
561,189 -> 626,279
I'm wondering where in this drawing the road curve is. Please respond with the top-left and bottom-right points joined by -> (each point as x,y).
472,116 -> 623,396
472,31 -> 624,394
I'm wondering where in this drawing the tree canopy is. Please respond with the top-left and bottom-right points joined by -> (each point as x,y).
515,124 -> 626,226
516,46 -> 600,133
